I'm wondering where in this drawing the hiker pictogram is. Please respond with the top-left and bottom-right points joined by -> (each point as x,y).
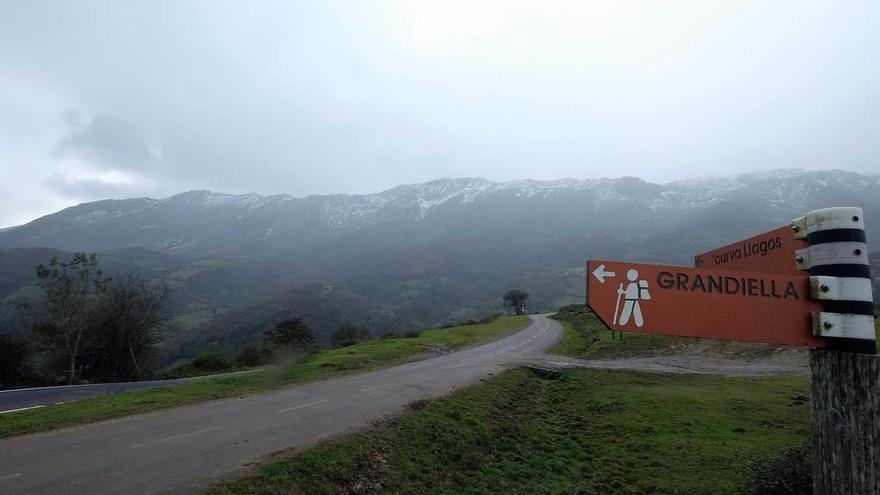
614,269 -> 651,327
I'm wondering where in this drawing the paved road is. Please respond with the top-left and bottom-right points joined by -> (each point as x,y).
0,315 -> 561,495
0,371 -> 261,414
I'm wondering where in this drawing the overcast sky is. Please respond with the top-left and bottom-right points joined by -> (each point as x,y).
1,1 -> 879,227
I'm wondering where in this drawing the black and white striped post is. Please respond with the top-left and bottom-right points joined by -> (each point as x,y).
793,207 -> 878,494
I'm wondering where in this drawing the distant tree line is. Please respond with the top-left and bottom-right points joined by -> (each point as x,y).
165,317 -> 376,377
185,294 -> 515,376
0,253 -> 169,387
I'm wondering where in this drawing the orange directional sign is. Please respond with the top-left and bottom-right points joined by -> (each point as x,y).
587,260 -> 824,347
694,226 -> 805,275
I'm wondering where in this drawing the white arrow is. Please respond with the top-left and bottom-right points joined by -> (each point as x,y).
592,264 -> 616,284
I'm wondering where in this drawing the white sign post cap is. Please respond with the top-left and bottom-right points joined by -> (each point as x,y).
792,207 -> 865,239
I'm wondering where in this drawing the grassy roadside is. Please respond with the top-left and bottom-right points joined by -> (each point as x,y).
205,367 -> 810,495
0,316 -> 530,438
550,304 -> 691,359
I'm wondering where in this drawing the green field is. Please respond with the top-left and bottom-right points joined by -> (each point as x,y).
205,367 -> 810,495
0,316 -> 530,438
550,305 -> 691,359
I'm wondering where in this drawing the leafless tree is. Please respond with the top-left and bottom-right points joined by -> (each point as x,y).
89,274 -> 169,381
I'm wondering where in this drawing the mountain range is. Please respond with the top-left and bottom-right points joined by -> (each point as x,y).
1,169 -> 878,365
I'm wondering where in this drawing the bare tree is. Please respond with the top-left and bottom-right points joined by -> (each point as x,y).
35,253 -> 110,384
88,274 -> 169,381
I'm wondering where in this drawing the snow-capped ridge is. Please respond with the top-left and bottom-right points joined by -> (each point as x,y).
12,168 -> 878,235
131,168 -> 880,217
154,190 -> 283,209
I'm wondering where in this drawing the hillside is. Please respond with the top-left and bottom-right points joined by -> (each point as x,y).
2,170 -> 879,258
2,169 -> 878,363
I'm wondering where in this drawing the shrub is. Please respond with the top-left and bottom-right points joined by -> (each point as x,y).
331,322 -> 371,348
235,342 -> 272,368
191,352 -> 235,372
161,351 -> 236,378
460,315 -> 497,326
379,331 -> 419,340
441,315 -> 496,329
0,333 -> 35,387
263,318 -> 313,351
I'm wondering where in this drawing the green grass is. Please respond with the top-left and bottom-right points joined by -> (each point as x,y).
0,316 -> 529,438
281,317 -> 530,382
551,304 -> 691,359
550,319 -> 595,357
205,367 -> 810,495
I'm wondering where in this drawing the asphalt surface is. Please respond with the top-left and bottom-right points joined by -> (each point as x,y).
0,314 -> 561,495
0,371 -> 260,414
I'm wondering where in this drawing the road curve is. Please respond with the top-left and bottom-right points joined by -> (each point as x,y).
0,315 -> 561,495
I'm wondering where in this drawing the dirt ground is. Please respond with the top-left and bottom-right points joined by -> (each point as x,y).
527,339 -> 809,376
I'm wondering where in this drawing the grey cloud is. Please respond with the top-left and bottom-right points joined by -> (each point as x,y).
54,112 -> 158,172
44,172 -> 146,199
0,1 -> 879,227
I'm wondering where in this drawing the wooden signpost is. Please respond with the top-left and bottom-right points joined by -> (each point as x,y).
587,207 -> 877,495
